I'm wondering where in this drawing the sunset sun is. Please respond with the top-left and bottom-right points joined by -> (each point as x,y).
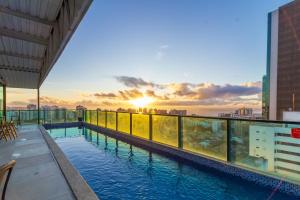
129,96 -> 154,108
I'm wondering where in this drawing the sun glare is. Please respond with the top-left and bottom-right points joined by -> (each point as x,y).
129,96 -> 154,108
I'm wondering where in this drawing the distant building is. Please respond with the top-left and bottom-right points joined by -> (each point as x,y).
127,108 -> 137,113
27,104 -> 37,110
218,108 -> 261,119
154,109 -> 167,115
116,108 -> 125,112
41,105 -> 59,110
169,109 -> 187,116
218,113 -> 232,118
262,1 -> 300,120
142,108 -> 147,114
235,107 -> 253,116
76,105 -> 87,110
7,106 -> 26,110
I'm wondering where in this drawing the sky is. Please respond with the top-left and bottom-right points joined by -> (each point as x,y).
7,0 -> 293,116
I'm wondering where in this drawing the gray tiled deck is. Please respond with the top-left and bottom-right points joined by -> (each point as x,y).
0,125 -> 75,200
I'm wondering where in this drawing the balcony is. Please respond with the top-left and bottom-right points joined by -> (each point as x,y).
1,0 -> 300,199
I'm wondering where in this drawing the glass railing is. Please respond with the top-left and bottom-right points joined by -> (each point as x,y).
83,110 -> 300,185
5,109 -> 84,125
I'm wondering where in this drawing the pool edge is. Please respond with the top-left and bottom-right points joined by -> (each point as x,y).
39,125 -> 100,200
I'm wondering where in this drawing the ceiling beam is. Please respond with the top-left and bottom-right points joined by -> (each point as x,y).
0,6 -> 54,26
0,65 -> 40,73
0,51 -> 43,62
0,27 -> 48,46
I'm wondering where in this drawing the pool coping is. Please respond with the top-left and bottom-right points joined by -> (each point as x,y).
39,125 -> 100,200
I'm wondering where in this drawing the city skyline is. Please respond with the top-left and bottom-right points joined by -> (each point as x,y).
6,0 -> 292,116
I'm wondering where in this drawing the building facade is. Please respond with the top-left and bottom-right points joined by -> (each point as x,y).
262,1 -> 300,120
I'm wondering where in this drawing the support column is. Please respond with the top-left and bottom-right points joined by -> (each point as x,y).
37,88 -> 40,124
3,85 -> 6,121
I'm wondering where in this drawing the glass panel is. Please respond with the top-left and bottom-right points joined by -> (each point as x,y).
152,115 -> 178,147
90,110 -> 97,125
230,120 -> 300,184
117,112 -> 130,134
106,111 -> 116,130
6,110 -> 19,122
76,110 -> 84,119
44,110 -> 52,124
19,110 -> 38,124
132,114 -> 149,139
66,110 -> 77,122
39,110 -> 44,124
85,110 -> 91,123
98,111 -> 106,127
53,110 -> 66,123
182,117 -> 227,161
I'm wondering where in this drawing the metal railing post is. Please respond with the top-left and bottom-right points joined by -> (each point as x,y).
227,119 -> 231,162
18,110 -> 20,125
178,116 -> 183,149
149,114 -> 153,141
37,88 -> 40,124
83,110 -> 85,122
3,85 -> 6,121
130,113 -> 132,135
116,112 -> 118,131
97,110 -> 99,126
64,109 -> 67,123
89,110 -> 91,124
105,111 -> 107,128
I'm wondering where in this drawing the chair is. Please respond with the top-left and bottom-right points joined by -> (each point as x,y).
0,160 -> 16,200
0,123 -> 10,141
7,121 -> 17,139
0,121 -> 17,141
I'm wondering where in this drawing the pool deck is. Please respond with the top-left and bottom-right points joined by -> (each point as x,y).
0,125 -> 78,200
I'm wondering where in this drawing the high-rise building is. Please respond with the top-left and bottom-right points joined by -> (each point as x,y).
262,1 -> 300,120
235,107 -> 253,116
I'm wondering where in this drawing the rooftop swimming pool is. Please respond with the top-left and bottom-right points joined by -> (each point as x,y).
47,127 -> 293,200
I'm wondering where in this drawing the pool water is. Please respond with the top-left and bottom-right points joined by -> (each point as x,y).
48,127 -> 293,200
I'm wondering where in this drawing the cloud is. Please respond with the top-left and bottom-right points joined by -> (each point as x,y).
170,83 -> 197,96
94,92 -> 117,98
118,89 -> 143,100
94,75 -> 262,107
145,89 -> 169,100
24,76 -> 261,111
168,82 -> 261,100
8,101 -> 29,106
39,96 -> 100,108
115,76 -> 161,88
156,44 -> 169,60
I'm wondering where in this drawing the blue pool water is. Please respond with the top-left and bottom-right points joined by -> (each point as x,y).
48,127 -> 293,200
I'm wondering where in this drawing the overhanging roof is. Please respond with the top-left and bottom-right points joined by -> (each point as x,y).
0,0 -> 93,89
